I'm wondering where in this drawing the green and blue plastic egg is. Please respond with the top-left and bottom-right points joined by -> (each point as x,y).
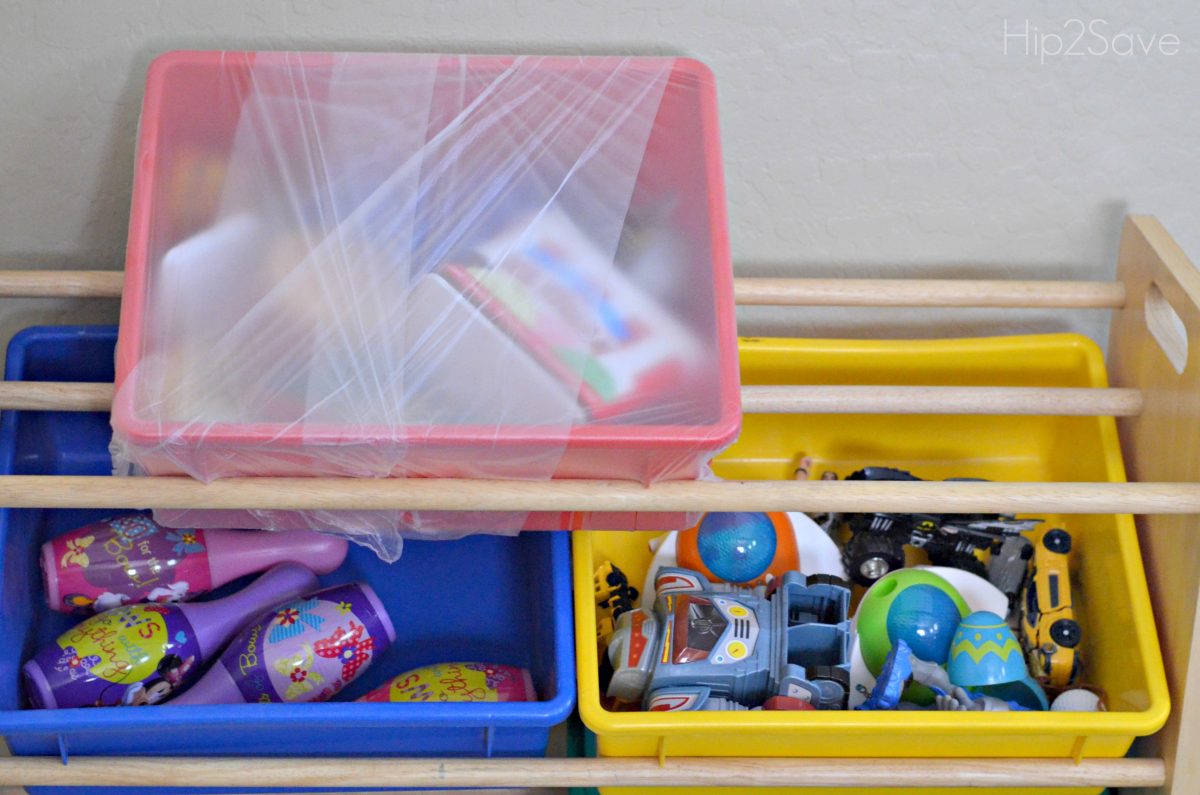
856,569 -> 970,705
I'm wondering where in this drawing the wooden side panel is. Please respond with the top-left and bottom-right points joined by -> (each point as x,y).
1109,216 -> 1200,795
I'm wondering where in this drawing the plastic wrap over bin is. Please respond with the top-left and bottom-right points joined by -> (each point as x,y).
111,52 -> 741,558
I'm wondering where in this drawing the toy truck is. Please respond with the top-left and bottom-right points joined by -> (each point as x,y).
605,567 -> 852,711
840,467 -> 1041,588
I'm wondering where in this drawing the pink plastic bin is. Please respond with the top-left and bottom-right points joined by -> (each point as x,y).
113,52 -> 740,499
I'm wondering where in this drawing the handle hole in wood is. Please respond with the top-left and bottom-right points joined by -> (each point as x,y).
1145,282 -> 1189,374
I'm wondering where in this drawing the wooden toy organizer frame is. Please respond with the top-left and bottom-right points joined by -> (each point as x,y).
0,214 -> 1195,793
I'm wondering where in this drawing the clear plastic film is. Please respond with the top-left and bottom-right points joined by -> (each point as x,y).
111,52 -> 741,559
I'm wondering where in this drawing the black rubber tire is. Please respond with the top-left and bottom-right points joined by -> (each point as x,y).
843,533 -> 906,587
928,549 -> 989,580
846,467 -> 920,482
809,665 -> 851,689
808,665 -> 851,710
1050,618 -> 1082,649
1043,528 -> 1072,554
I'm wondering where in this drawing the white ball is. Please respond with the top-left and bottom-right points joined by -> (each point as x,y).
1050,689 -> 1102,712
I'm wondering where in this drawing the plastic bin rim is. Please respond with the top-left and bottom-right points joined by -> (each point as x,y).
0,697 -> 575,734
572,332 -> 1171,747
147,49 -> 715,73
0,527 -> 575,737
0,328 -> 577,741
112,49 -> 742,458
0,524 -> 575,736
572,532 -> 1170,739
109,397 -> 744,449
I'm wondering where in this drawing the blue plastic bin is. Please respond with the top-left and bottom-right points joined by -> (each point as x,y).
0,326 -> 575,784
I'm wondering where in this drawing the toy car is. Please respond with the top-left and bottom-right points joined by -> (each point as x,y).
839,467 -> 1042,588
606,566 -> 852,711
1020,527 -> 1081,688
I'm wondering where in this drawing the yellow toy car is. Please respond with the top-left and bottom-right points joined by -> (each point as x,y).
1019,527 -> 1082,688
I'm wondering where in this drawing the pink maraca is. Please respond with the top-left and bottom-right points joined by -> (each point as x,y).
358,662 -> 535,703
170,583 -> 395,705
23,563 -> 319,709
43,514 -> 347,613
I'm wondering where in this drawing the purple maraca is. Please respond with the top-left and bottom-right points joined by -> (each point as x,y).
23,563 -> 319,709
170,583 -> 395,705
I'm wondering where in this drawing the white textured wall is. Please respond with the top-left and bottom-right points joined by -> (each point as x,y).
1,0 -> 1197,350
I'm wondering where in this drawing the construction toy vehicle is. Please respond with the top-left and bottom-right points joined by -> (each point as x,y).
594,561 -> 639,654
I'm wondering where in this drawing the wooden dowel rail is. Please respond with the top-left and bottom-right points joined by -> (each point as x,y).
0,755 -> 1166,789
0,382 -> 1145,416
0,382 -> 113,412
0,270 -> 123,298
733,277 -> 1127,308
0,475 -> 1197,514
741,385 -> 1144,416
0,270 -> 1127,309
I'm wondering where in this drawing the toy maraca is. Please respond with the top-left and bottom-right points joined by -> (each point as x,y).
43,514 -> 347,614
170,583 -> 394,705
23,563 -> 319,709
358,662 -> 535,703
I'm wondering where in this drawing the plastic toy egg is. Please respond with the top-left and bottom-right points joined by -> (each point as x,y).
947,611 -> 1027,686
856,569 -> 970,675
948,610 -> 1048,710
676,512 -> 800,586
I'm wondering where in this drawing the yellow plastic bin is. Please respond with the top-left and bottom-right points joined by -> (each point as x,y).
573,334 -> 1169,795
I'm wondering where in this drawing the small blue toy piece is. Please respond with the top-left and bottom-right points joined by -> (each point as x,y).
606,567 -> 853,711
948,610 -> 1048,710
858,639 -> 913,711
858,637 -> 1033,712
